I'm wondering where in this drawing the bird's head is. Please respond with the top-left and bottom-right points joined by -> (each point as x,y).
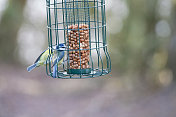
56,43 -> 66,51
59,43 -> 65,48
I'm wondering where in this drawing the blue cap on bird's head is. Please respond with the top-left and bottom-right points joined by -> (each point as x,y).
55,43 -> 66,50
59,43 -> 65,47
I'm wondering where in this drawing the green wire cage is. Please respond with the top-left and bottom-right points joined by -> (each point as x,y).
46,0 -> 111,78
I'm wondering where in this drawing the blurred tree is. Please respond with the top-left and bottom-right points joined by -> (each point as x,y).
168,1 -> 176,81
0,0 -> 26,64
110,0 -> 158,76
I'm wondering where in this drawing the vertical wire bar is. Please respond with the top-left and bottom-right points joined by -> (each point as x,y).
46,0 -> 50,48
76,0 -> 82,78
48,2 -> 53,51
62,0 -> 66,44
68,0 -> 71,26
84,0 -> 86,24
64,0 -> 72,78
82,0 -> 86,73
96,0 -> 100,70
84,1 -> 87,76
54,0 -> 59,45
86,0 -> 94,77
93,0 -> 99,71
81,0 -> 83,24
47,0 -> 53,75
69,0 -> 73,78
46,0 -> 50,75
101,0 -> 108,73
67,0 -> 73,78
62,0 -> 67,73
103,0 -> 110,72
84,0 -> 89,75
97,0 -> 104,75
82,0 -> 89,77
103,0 -> 111,72
54,0 -> 59,77
73,0 -> 75,25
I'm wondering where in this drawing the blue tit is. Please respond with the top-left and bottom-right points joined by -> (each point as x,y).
27,44 -> 65,72
52,44 -> 66,78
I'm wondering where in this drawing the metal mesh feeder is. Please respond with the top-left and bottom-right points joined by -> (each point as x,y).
46,0 -> 111,78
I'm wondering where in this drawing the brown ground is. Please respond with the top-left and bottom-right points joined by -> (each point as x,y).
0,63 -> 176,117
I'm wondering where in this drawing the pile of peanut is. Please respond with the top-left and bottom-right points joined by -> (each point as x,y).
67,24 -> 90,69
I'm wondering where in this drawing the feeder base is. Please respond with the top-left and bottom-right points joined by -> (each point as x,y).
67,68 -> 91,74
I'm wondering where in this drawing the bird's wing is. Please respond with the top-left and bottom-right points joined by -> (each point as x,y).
34,48 -> 49,64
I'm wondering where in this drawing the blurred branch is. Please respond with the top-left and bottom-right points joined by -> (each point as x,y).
0,0 -> 26,64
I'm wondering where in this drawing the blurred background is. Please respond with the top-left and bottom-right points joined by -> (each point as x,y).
0,0 -> 176,117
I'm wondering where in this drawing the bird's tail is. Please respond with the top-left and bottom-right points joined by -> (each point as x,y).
27,63 -> 37,72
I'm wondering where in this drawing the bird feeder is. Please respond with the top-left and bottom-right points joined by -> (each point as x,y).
46,0 -> 111,78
